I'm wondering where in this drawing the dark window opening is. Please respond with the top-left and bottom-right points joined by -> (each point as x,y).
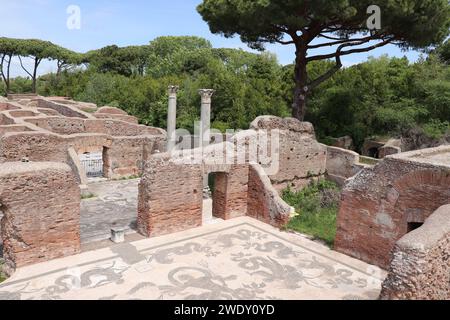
368,147 -> 379,159
407,222 -> 423,233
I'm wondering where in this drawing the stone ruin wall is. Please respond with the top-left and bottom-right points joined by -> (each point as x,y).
380,205 -> 450,300
335,146 -> 450,269
325,146 -> 376,186
0,162 -> 81,275
247,163 -> 292,227
137,150 -> 292,238
0,97 -> 167,180
137,116 -> 323,237
250,117 -> 327,192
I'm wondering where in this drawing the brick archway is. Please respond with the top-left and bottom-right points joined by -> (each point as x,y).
393,169 -> 450,236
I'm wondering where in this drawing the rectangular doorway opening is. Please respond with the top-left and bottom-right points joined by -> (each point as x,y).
80,151 -> 104,178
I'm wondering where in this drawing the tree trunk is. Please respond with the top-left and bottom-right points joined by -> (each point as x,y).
292,49 -> 308,121
32,58 -> 40,94
0,54 -> 12,94
6,55 -> 11,93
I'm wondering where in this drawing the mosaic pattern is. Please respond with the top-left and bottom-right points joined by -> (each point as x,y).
0,221 -> 384,300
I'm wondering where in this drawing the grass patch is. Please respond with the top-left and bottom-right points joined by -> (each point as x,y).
282,179 -> 340,248
113,174 -> 141,181
359,156 -> 380,166
81,192 -> 96,200
422,119 -> 450,140
0,261 -> 6,284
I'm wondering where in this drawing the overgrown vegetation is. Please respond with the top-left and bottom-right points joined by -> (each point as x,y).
282,180 -> 341,247
0,260 -> 6,284
113,174 -> 141,181
81,192 -> 96,200
1,36 -> 450,152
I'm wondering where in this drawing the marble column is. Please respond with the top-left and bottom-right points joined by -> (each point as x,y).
199,89 -> 215,197
167,85 -> 179,151
198,89 -> 214,150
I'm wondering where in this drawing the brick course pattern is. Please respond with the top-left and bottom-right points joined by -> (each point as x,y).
0,162 -> 81,275
335,146 -> 450,269
137,154 -> 204,237
380,205 -> 450,300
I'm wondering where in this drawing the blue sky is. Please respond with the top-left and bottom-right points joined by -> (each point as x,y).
1,0 -> 423,76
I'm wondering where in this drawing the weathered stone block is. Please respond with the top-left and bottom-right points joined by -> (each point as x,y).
380,205 -> 450,300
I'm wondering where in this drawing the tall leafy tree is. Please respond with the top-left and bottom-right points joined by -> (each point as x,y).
198,0 -> 450,120
436,39 -> 450,64
17,39 -> 57,93
52,46 -> 82,76
0,38 -> 21,93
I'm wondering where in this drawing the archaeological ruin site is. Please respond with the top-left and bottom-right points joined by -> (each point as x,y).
0,88 -> 448,301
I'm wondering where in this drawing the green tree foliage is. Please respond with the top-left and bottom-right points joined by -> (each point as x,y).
0,38 -> 79,93
303,54 -> 450,149
198,0 -> 450,120
0,37 -> 22,93
34,36 -> 289,132
437,39 -> 450,64
2,35 -> 449,155
85,45 -> 150,77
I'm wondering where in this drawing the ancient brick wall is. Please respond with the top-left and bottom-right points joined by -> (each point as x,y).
335,147 -> 450,269
138,154 -> 203,237
210,165 -> 249,220
247,164 -> 291,228
0,132 -> 70,163
84,119 -> 164,137
0,162 -> 80,274
36,99 -> 90,119
24,117 -> 86,135
93,113 -> 139,124
250,116 -> 327,192
0,130 -> 165,181
380,205 -> 450,300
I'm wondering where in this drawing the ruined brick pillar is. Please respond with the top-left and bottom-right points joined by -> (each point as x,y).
0,162 -> 81,275
167,85 -> 179,152
138,154 -> 203,237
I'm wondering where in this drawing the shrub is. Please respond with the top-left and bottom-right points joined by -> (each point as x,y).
422,119 -> 450,140
282,179 -> 341,247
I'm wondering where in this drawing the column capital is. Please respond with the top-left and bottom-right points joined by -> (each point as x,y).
198,89 -> 215,103
168,85 -> 179,96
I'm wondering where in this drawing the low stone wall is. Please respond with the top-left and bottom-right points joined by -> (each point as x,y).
0,132 -> 70,163
24,117 -> 86,135
326,146 -> 360,185
0,114 -> 15,126
93,113 -> 139,124
0,162 -> 80,274
380,205 -> 450,300
84,119 -> 163,136
247,164 -> 291,228
36,99 -> 91,119
0,125 -> 33,136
